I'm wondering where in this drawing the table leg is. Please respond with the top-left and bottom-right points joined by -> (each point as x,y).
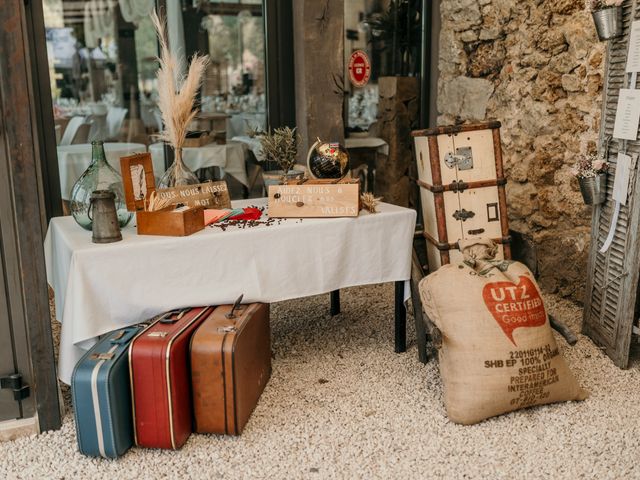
330,290 -> 340,316
395,281 -> 407,353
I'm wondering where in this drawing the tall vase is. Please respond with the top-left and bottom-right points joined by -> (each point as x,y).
69,141 -> 132,231
158,146 -> 199,188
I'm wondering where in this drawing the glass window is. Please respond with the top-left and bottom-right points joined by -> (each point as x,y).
44,0 -> 267,203
344,0 -> 422,134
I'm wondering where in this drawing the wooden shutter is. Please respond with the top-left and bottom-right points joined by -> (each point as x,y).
583,0 -> 640,368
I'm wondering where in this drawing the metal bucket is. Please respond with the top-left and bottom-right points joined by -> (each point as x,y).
592,7 -> 623,41
578,174 -> 607,205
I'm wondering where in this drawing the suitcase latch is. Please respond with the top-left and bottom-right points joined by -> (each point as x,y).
450,180 -> 468,193
148,331 -> 168,338
444,147 -> 473,170
453,209 -> 475,222
218,326 -> 237,333
90,353 -> 115,360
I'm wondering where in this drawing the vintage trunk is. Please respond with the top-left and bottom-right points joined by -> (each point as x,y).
190,301 -> 271,435
72,324 -> 146,458
129,307 -> 212,449
412,121 -> 511,270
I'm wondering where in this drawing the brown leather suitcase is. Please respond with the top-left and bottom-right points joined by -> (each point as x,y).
190,297 -> 271,435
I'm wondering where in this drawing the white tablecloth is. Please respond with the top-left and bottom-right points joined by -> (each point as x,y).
44,199 -> 416,384
232,135 -> 264,160
148,142 -> 248,186
57,143 -> 149,200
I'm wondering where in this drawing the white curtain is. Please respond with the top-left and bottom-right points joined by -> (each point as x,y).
83,0 -> 116,48
119,0 -> 154,25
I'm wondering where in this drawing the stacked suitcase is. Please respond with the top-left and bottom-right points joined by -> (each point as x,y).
71,298 -> 271,458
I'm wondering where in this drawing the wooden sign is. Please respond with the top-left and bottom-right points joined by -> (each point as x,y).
121,153 -> 156,212
268,178 -> 360,218
155,181 -> 231,209
348,50 -> 371,88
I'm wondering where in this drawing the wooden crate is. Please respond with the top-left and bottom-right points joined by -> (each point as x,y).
411,121 -> 511,270
268,178 -> 360,218
136,205 -> 205,237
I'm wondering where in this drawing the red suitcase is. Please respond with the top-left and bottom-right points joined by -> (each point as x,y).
129,307 -> 212,449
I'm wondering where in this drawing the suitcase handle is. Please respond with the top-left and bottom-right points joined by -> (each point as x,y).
109,327 -> 140,345
159,308 -> 190,324
225,294 -> 244,319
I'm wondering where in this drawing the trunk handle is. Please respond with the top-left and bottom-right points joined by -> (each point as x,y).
159,308 -> 190,324
109,327 -> 140,345
226,294 -> 244,319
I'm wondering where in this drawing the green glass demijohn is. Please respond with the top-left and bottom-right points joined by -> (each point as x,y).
69,141 -> 132,231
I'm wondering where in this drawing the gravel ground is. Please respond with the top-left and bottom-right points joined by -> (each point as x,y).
1,284 -> 639,479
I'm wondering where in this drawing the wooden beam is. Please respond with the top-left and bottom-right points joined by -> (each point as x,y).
293,0 -> 345,162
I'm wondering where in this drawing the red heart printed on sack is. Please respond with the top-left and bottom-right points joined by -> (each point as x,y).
482,275 -> 546,346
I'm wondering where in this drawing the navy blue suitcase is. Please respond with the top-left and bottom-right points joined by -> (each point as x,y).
71,324 -> 146,458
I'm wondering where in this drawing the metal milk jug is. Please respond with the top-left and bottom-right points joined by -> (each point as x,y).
90,190 -> 123,243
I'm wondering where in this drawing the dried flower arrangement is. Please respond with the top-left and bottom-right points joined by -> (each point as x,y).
258,127 -> 301,174
587,0 -> 623,11
151,10 -> 209,187
571,154 -> 609,178
360,192 -> 382,213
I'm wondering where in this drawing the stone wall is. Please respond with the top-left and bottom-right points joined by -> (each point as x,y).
438,0 -> 604,302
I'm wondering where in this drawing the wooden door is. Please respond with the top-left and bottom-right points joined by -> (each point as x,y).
0,0 -> 61,431
0,246 -> 21,422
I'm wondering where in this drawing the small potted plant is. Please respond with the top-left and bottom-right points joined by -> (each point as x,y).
571,154 -> 609,205
588,0 -> 624,41
259,127 -> 305,186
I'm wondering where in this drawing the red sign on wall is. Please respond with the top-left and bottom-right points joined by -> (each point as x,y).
348,50 -> 371,88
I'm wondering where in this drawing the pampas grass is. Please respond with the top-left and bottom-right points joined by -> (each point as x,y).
151,9 -> 209,152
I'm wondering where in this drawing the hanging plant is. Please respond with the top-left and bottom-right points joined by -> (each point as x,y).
571,154 -> 609,205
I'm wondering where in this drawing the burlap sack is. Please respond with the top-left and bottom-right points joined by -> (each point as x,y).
419,239 -> 588,425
